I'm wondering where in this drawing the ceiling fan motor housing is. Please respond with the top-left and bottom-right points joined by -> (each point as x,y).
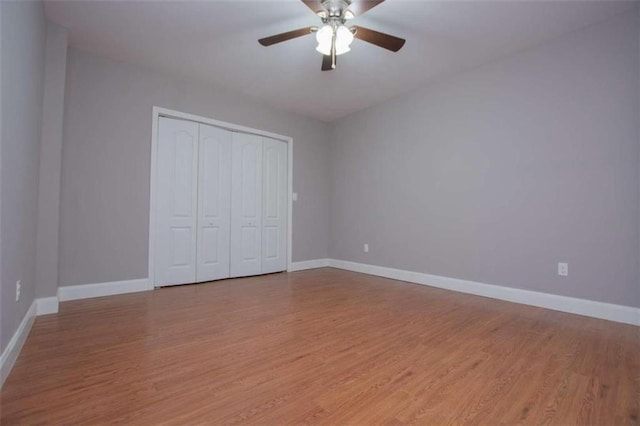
320,0 -> 352,19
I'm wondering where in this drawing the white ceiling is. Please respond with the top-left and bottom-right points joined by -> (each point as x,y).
45,0 -> 635,122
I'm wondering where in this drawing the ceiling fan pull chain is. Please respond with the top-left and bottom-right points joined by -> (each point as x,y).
331,26 -> 337,69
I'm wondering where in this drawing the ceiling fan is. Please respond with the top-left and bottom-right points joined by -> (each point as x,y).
258,0 -> 405,71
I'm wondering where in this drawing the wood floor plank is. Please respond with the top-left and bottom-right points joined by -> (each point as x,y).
1,268 -> 638,424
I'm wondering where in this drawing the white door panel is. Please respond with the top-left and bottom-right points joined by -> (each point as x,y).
242,227 -> 259,260
196,124 -> 232,282
230,133 -> 263,277
261,138 -> 288,273
156,117 -> 199,286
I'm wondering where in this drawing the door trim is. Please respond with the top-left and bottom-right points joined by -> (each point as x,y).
149,107 -> 294,288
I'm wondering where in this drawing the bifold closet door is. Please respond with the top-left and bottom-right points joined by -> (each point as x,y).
230,133 -> 263,278
156,117 -> 199,286
262,138 -> 288,274
156,118 -> 287,285
196,124 -> 232,282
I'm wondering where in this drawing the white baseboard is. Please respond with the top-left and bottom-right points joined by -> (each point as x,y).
327,259 -> 640,326
36,296 -> 59,315
58,278 -> 152,302
0,295 -> 59,388
0,300 -> 37,388
289,258 -> 331,272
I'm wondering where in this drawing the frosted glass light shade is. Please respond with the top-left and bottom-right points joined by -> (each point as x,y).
315,25 -> 333,55
316,24 -> 354,56
335,25 -> 354,55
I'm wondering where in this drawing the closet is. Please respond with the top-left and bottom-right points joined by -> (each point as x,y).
155,116 -> 287,287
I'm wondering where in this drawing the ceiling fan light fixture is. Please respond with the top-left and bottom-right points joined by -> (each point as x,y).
259,0 -> 403,71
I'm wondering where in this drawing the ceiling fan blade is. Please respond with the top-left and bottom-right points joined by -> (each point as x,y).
352,26 -> 405,52
258,27 -> 314,46
346,0 -> 385,17
301,0 -> 326,15
321,55 -> 335,71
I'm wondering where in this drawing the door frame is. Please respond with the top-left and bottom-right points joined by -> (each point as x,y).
148,106 -> 294,288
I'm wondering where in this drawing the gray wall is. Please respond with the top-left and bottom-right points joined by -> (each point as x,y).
36,22 -> 67,299
59,49 -> 331,286
329,11 -> 640,307
0,1 -> 47,350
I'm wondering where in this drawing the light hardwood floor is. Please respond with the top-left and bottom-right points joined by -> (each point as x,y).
1,268 -> 638,424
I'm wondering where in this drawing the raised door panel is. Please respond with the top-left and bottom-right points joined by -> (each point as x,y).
261,138 -> 288,273
230,133 -> 263,277
196,124 -> 232,282
156,117 -> 199,286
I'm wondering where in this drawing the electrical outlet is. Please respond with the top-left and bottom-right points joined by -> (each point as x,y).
15,280 -> 21,302
558,262 -> 568,277
292,192 -> 298,201
363,243 -> 369,253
